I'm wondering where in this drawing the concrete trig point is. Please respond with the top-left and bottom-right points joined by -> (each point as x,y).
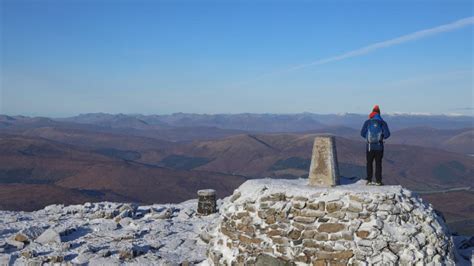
308,135 -> 340,187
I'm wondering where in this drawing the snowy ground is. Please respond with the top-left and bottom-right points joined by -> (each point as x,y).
0,178 -> 473,265
0,199 -> 220,265
228,178 -> 407,200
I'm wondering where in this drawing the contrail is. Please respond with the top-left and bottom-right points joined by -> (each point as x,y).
289,16 -> 474,71
236,16 -> 474,85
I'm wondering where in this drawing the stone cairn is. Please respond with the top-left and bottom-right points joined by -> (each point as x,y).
308,135 -> 340,187
197,189 -> 217,215
207,184 -> 455,265
206,134 -> 455,265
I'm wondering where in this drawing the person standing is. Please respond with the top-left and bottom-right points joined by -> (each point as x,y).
360,105 -> 390,186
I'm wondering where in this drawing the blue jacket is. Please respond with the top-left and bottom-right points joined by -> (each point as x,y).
360,113 -> 390,151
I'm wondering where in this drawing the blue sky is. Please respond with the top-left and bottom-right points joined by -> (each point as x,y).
1,0 -> 473,117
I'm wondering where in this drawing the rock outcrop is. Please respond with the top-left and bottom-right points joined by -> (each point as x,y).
208,179 -> 456,265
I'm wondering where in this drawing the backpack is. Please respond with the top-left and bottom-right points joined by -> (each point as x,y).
367,119 -> 383,144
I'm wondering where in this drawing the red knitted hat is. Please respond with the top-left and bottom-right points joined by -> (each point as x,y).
372,105 -> 380,114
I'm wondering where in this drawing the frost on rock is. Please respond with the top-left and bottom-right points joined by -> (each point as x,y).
35,228 -> 61,244
0,178 -> 468,265
0,199 -> 219,265
208,178 -> 458,265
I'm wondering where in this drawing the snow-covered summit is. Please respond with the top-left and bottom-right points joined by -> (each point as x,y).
0,179 -> 473,265
208,179 -> 463,265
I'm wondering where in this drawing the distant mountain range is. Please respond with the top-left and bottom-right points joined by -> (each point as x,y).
53,112 -> 473,131
2,113 -> 472,153
0,112 -> 473,234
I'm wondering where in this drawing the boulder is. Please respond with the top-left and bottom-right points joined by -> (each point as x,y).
97,249 -> 112,258
14,233 -> 29,243
46,254 -> 64,263
35,228 -> 61,244
0,254 -> 12,265
17,226 -> 47,242
20,250 -> 37,259
6,238 -> 24,249
119,245 -> 150,260
72,252 -> 94,264
153,207 -> 174,219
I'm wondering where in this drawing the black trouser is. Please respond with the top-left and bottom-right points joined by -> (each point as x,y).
366,150 -> 383,183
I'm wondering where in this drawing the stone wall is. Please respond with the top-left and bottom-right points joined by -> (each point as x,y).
207,179 -> 455,265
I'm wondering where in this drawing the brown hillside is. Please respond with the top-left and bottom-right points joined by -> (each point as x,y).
0,134 -> 246,211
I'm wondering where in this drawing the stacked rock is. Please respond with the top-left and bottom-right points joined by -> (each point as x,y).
207,179 -> 455,265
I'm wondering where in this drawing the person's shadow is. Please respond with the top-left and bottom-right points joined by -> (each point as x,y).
339,175 -> 361,185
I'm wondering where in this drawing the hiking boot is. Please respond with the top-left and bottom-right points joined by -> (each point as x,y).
366,180 -> 373,185
375,182 -> 383,186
